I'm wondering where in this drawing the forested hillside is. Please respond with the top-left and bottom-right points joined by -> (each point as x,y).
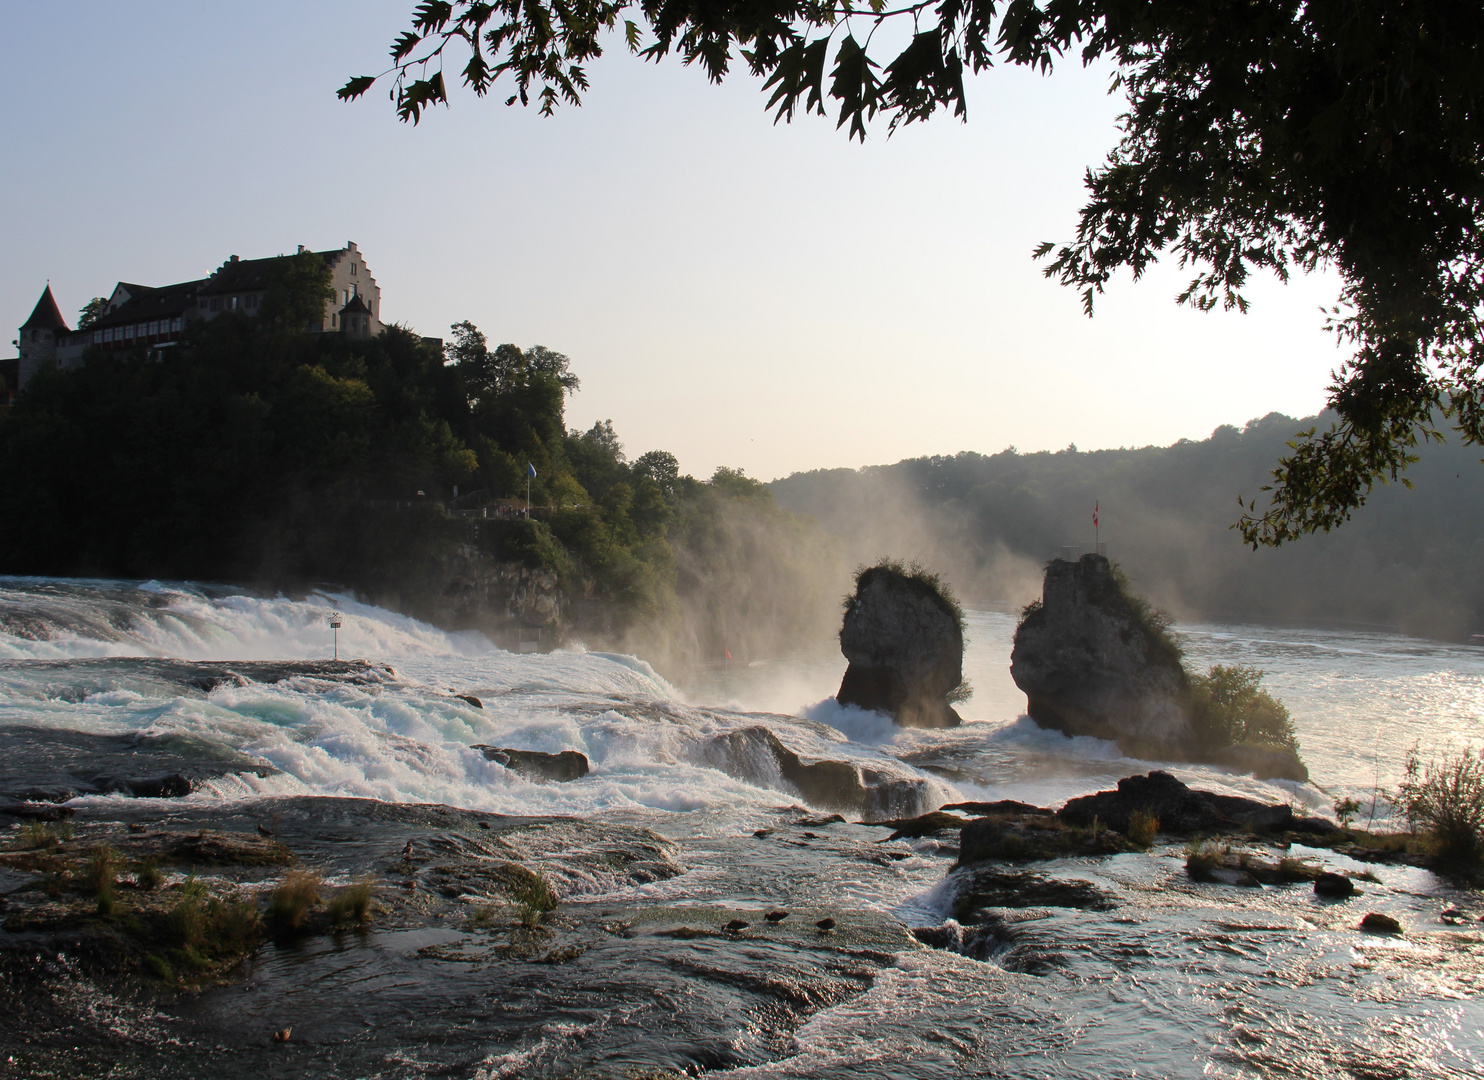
771,415 -> 1484,640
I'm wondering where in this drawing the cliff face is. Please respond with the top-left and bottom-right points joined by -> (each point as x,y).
836,566 -> 963,729
436,545 -> 565,634
1010,555 -> 1191,754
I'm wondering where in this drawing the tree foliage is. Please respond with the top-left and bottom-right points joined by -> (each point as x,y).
348,1 -> 1484,544
1187,664 -> 1297,753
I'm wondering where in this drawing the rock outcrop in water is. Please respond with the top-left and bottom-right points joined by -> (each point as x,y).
705,726 -> 930,820
1010,554 -> 1190,754
835,564 -> 964,729
1056,771 -> 1339,837
474,746 -> 591,782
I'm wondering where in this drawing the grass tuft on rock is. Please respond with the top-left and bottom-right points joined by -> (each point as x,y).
327,877 -> 376,926
1184,839 -> 1228,880
269,870 -> 323,931
508,868 -> 558,927
1127,810 -> 1159,847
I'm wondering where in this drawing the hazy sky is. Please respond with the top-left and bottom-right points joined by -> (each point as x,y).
4,1 -> 1343,481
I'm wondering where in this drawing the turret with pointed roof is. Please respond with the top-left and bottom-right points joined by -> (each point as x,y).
21,286 -> 68,332
17,285 -> 71,390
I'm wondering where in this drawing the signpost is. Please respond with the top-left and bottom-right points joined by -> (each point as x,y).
329,612 -> 343,661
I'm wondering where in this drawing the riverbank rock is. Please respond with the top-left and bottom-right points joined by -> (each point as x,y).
1010,554 -> 1190,754
835,565 -> 964,729
474,746 -> 590,782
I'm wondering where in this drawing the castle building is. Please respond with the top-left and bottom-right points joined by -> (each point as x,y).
11,242 -> 382,392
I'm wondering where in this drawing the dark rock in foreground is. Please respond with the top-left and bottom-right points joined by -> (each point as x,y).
1361,912 -> 1402,934
706,725 -> 930,820
1057,770 -> 1324,835
1315,871 -> 1357,897
835,565 -> 963,729
1011,554 -> 1190,753
474,745 -> 590,782
952,867 -> 1118,916
958,811 -> 1142,863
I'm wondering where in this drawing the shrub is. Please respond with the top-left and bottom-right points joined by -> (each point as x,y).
1188,664 -> 1297,753
327,878 -> 375,925
269,870 -> 323,931
509,869 -> 557,927
1333,796 -> 1362,828
1127,810 -> 1159,847
1395,748 -> 1484,865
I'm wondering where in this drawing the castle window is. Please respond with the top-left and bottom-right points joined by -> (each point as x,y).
148,320 -> 159,335
210,298 -> 221,312
171,317 -> 182,332
93,331 -> 101,344
331,313 -> 337,328
246,294 -> 257,309
351,263 -> 357,274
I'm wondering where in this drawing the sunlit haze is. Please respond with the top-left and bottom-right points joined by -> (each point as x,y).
3,1 -> 1343,481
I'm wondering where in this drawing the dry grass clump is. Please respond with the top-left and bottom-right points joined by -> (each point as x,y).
326,877 -> 376,926
20,821 -> 58,851
1127,810 -> 1159,847
136,857 -> 163,891
269,870 -> 323,931
84,844 -> 122,916
1396,747 -> 1484,866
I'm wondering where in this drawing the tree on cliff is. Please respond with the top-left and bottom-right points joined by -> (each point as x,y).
345,2 -> 1484,546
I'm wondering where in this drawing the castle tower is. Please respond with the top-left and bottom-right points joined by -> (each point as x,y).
339,293 -> 374,340
17,286 -> 69,391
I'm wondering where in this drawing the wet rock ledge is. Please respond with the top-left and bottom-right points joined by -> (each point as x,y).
0,795 -> 919,1079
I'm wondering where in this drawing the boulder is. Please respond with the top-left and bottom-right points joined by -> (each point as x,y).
704,725 -> 930,820
1057,771 -> 1294,835
474,746 -> 590,782
958,812 -> 1141,863
835,565 -> 964,729
1314,872 -> 1356,898
1010,554 -> 1190,754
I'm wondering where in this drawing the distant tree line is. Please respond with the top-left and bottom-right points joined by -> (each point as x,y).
772,415 -> 1484,641
0,252 -> 844,673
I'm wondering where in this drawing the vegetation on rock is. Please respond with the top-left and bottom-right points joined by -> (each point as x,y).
1187,664 -> 1299,756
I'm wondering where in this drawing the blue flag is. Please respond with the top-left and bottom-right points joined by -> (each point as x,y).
526,462 -> 537,479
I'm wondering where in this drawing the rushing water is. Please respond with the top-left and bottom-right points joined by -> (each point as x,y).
2,577 -> 1482,1078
